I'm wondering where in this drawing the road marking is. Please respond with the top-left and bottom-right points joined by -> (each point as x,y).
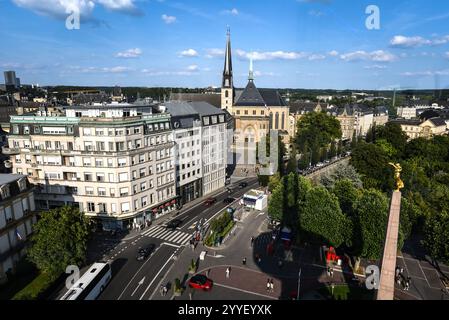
139,253 -> 175,300
131,277 -> 146,297
162,242 -> 181,249
117,245 -> 163,300
214,283 -> 277,300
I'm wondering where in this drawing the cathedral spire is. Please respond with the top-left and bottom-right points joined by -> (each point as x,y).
248,56 -> 254,81
222,27 -> 233,88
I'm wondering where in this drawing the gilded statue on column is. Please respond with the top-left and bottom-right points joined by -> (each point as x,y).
389,162 -> 404,192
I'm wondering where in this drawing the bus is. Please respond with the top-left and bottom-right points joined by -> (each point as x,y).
60,262 -> 112,300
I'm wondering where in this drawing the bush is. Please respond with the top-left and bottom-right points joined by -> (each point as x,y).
12,272 -> 54,300
174,278 -> 183,293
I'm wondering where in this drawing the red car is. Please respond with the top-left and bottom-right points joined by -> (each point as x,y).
204,198 -> 217,206
188,275 -> 213,291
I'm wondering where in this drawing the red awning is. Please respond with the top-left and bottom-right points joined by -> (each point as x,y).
171,199 -> 177,205
165,202 -> 171,207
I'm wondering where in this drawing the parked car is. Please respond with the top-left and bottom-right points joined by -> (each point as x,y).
223,197 -> 236,204
136,244 -> 156,261
238,182 -> 248,189
188,274 -> 213,291
204,198 -> 217,206
166,219 -> 182,230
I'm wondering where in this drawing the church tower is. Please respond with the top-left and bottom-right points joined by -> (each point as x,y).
221,27 -> 234,113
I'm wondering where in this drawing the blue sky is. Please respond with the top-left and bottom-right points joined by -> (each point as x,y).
0,0 -> 449,89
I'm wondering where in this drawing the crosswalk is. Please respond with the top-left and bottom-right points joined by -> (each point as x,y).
141,225 -> 192,246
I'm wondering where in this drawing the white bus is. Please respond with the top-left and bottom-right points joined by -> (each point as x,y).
60,262 -> 112,300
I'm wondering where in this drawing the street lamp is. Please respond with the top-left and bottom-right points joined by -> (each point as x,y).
297,268 -> 302,300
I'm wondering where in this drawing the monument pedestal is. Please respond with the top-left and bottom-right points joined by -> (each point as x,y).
377,191 -> 402,300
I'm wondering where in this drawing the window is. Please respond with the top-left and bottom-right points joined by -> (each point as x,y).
120,188 -> 129,197
97,142 -> 105,151
111,203 -> 117,213
140,182 -> 147,191
98,203 -> 107,213
83,128 -> 92,136
0,185 -> 11,199
17,178 -> 27,192
84,142 -> 93,151
141,196 -> 148,207
121,202 -> 130,213
139,154 -> 145,163
119,173 -> 128,182
118,158 -> 127,167
83,158 -> 91,166
95,159 -> 103,167
110,188 -> 116,197
85,187 -> 94,195
98,188 -> 106,196
84,173 -> 93,181
87,202 -> 95,212
96,173 -> 105,182
140,168 -> 146,178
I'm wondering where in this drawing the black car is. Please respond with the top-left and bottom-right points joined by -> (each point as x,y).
223,197 -> 236,204
136,244 -> 156,261
239,182 -> 248,189
166,219 -> 182,230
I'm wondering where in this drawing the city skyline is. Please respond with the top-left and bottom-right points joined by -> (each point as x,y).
1,0 -> 449,89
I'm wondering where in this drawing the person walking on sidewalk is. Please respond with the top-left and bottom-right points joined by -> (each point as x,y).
242,257 -> 247,265
270,279 -> 274,293
266,279 -> 270,292
226,267 -> 231,279
251,236 -> 255,247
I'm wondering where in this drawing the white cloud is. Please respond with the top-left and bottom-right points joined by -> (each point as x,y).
179,49 -> 199,57
222,8 -> 239,16
186,64 -> 199,71
328,50 -> 339,56
115,48 -> 142,58
236,49 -> 308,61
161,14 -> 176,24
70,65 -> 132,73
308,54 -> 326,61
340,50 -> 397,62
205,48 -> 225,58
364,65 -> 387,69
390,35 -> 449,48
401,70 -> 449,77
12,0 -> 140,18
445,52 -> 449,59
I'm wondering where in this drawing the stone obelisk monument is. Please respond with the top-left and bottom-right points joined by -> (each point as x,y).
376,163 -> 404,300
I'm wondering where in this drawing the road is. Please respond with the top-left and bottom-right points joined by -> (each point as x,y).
96,177 -> 259,300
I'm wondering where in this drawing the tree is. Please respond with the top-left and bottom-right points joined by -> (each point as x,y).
320,163 -> 363,189
424,211 -> 449,264
27,206 -> 91,279
350,141 -> 392,190
301,186 -> 348,247
375,122 -> 408,156
267,173 -> 281,192
352,189 -> 389,260
296,112 -> 342,154
329,141 -> 337,159
268,183 -> 284,222
332,179 -> 361,217
375,139 -> 397,158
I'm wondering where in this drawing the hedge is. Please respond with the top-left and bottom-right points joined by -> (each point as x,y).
12,272 -> 54,300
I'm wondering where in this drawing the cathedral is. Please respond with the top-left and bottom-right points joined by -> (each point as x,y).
221,29 -> 291,169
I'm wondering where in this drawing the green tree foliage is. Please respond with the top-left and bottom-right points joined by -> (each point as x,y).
353,189 -> 389,260
301,186 -> 348,247
319,163 -> 363,189
424,211 -> 449,264
375,139 -> 397,158
332,179 -> 361,217
268,183 -> 284,222
350,141 -> 392,190
27,206 -> 91,279
374,123 -> 408,156
296,112 -> 342,153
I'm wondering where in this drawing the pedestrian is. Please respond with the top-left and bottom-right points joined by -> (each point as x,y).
266,279 -> 270,292
163,285 -> 168,296
327,267 -> 330,276
242,257 -> 247,265
395,267 -> 400,277
270,279 -> 274,293
226,267 -> 230,279
251,236 -> 255,247
330,268 -> 334,278
160,285 -> 165,296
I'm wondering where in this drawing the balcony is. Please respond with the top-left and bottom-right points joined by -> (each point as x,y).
2,147 -> 20,155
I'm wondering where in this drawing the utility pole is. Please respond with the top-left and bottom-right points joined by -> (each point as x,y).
297,268 -> 302,300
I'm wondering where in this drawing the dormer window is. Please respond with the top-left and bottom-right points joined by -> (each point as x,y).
18,178 -> 27,192
0,185 -> 10,199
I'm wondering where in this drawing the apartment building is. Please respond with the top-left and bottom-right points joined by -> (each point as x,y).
4,102 -> 177,230
0,174 -> 36,284
389,117 -> 447,140
163,101 -> 227,204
